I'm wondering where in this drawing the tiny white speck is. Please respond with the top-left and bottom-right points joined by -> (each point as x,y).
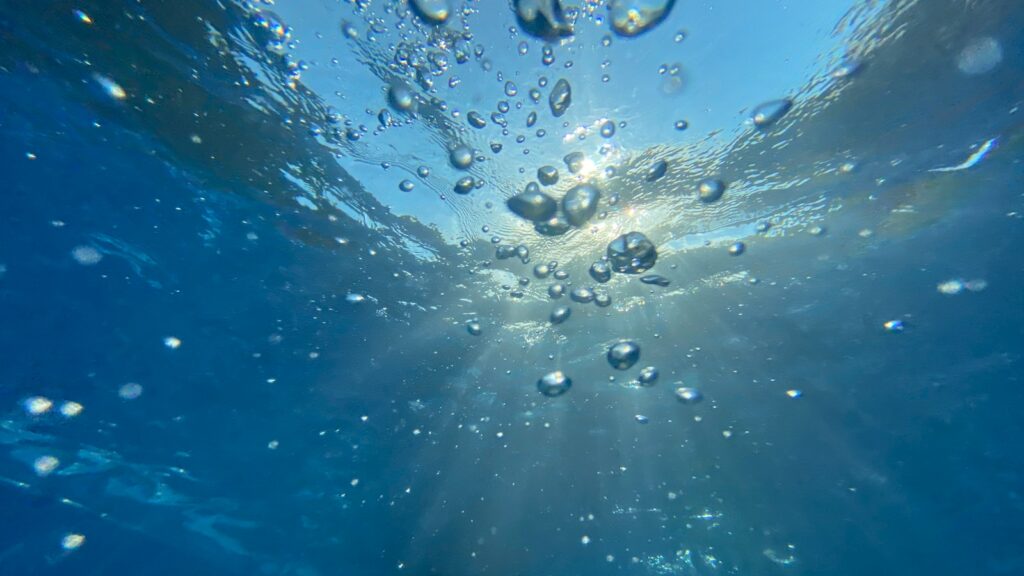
163,336 -> 181,349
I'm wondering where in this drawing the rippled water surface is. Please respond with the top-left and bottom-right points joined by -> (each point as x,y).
1,1 -> 1023,574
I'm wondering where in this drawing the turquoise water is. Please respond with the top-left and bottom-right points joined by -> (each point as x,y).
1,1 -> 1022,574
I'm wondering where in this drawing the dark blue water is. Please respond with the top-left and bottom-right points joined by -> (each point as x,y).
1,1 -> 1023,574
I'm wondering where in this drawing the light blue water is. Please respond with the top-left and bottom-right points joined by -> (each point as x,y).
1,1 -> 1023,574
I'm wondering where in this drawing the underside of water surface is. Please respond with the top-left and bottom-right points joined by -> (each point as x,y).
0,1 -> 1022,575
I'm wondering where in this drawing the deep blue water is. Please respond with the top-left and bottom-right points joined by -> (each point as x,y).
1,1 -> 1023,574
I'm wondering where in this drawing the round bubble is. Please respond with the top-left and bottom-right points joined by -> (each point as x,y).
607,340 -> 640,370
537,370 -> 572,397
638,366 -> 658,386
606,232 -> 657,273
674,386 -> 703,404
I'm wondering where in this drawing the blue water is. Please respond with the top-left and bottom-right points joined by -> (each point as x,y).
1,1 -> 1023,574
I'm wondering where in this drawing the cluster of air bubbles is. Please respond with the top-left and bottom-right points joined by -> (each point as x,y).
607,232 -> 657,274
23,396 -> 83,418
936,278 -> 987,295
658,62 -> 685,95
638,366 -> 659,386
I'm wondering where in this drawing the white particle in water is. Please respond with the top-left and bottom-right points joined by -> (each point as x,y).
61,533 -> 86,550
60,401 -> 84,417
581,535 -> 591,545
163,336 -> 182,349
957,37 -> 1003,75
34,455 -> 60,476
24,396 -> 53,415
883,320 -> 905,333
785,389 -> 803,399
118,382 -> 143,400
71,245 -> 102,265
936,279 -> 965,295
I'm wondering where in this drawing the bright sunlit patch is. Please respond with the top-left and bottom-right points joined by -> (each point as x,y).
93,74 -> 127,100
576,157 -> 598,178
